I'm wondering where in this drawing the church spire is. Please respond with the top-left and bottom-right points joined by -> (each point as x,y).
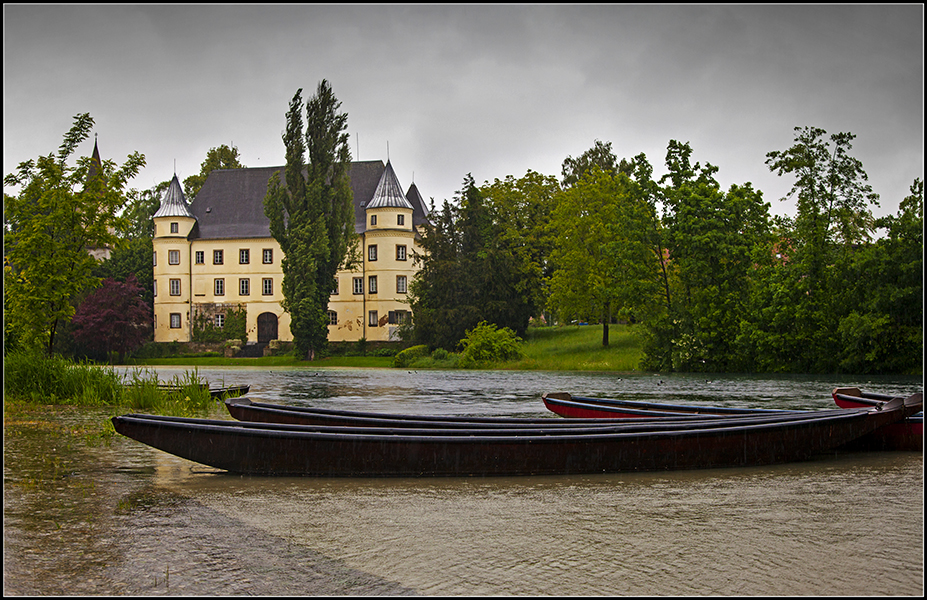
87,134 -> 102,182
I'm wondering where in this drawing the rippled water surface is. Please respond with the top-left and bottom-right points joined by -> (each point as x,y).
5,368 -> 923,595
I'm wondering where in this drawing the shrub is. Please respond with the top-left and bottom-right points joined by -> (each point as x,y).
457,321 -> 523,367
393,344 -> 430,368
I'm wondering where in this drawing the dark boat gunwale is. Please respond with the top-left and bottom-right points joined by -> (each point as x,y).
225,397 -> 738,428
121,406 -> 879,440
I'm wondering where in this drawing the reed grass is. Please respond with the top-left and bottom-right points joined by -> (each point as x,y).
4,351 -> 216,416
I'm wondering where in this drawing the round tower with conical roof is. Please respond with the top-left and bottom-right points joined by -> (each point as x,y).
152,174 -> 196,341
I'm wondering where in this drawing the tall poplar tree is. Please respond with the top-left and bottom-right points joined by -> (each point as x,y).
264,81 -> 356,360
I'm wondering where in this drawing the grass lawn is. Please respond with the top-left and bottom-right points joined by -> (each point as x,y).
513,324 -> 643,371
127,324 -> 644,371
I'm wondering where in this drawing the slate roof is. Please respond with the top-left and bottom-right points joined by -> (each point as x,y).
405,182 -> 429,228
367,160 -> 413,210
187,160 -> 427,240
152,174 -> 195,219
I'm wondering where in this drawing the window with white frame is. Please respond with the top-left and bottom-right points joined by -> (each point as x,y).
195,250 -> 204,264
152,251 -> 157,266
368,311 -> 378,327
215,314 -> 225,328
396,245 -> 407,261
397,214 -> 405,226
328,310 -> 338,325
239,278 -> 250,296
169,279 -> 181,296
168,249 -> 180,265
262,278 -> 273,295
214,278 -> 225,296
240,249 -> 250,264
263,248 -> 273,264
170,222 -> 178,234
170,313 -> 181,328
396,275 -> 407,294
368,275 -> 377,294
368,245 -> 377,261
353,277 -> 363,295
213,249 -> 223,265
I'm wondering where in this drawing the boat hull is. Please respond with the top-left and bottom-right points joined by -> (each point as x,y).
112,398 -> 917,477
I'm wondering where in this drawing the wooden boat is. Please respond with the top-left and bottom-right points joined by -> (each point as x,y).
223,397 -> 693,429
544,390 -> 923,452
833,387 -> 923,452
146,383 -> 250,399
541,391 -> 798,419
207,384 -> 250,399
111,394 -> 920,477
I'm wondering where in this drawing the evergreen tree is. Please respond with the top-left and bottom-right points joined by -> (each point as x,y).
409,175 -> 537,350
264,81 -> 356,360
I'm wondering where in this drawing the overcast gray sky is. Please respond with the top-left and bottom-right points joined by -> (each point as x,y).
3,4 -> 923,220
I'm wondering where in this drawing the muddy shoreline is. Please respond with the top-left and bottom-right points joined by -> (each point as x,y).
3,403 -> 415,596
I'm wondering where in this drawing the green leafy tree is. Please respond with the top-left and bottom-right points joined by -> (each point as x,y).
831,178 -> 923,373
120,180 -> 169,239
183,144 -> 245,202
752,127 -> 880,370
264,81 -> 357,360
646,140 -> 773,371
547,166 -> 658,346
3,113 -> 145,355
561,139 -> 633,188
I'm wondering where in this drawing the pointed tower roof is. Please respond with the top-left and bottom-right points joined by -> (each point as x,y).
87,135 -> 102,181
152,173 -> 195,219
366,160 -> 413,210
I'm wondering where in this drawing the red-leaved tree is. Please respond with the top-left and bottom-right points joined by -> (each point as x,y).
71,274 -> 151,363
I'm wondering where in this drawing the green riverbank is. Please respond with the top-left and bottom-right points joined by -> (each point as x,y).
124,324 -> 644,371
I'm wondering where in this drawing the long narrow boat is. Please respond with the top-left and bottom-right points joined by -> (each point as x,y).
832,387 -> 923,451
224,398 -> 696,429
541,392 -> 798,419
111,394 -> 920,477
544,390 -> 923,452
134,383 -> 251,399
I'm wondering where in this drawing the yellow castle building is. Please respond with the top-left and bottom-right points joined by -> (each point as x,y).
152,160 -> 428,348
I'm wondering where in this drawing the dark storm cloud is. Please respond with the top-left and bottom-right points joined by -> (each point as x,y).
3,4 -> 923,218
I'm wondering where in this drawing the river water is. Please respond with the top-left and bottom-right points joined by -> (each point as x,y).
4,367 -> 923,595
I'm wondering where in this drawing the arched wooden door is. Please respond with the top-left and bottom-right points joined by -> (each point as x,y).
257,312 -> 278,343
